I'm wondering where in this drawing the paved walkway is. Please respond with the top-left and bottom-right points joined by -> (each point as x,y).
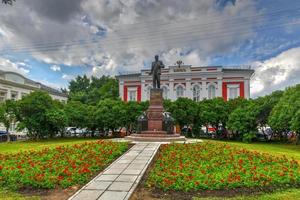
69,142 -> 160,200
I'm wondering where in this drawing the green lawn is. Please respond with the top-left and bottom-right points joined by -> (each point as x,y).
193,188 -> 300,200
202,139 -> 300,160
0,137 -> 100,154
0,190 -> 39,200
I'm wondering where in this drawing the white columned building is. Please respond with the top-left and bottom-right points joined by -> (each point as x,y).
116,64 -> 254,102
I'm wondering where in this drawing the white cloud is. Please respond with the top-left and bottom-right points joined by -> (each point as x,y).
50,65 -> 61,72
251,47 -> 300,97
0,0 -> 259,76
62,74 -> 75,81
0,58 -> 30,75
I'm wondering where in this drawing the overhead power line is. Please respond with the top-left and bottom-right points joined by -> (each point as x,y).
4,20 -> 299,57
1,5 -> 300,52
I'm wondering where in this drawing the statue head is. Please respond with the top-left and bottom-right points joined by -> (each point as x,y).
155,55 -> 159,61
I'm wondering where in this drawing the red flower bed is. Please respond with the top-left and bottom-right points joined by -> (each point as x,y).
0,140 -> 128,190
147,142 -> 300,191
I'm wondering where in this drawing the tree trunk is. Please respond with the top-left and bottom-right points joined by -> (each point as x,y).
6,127 -> 10,142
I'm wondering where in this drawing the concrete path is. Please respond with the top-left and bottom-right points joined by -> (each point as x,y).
69,142 -> 160,200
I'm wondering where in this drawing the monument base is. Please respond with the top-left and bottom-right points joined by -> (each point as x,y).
125,134 -> 186,142
129,88 -> 185,142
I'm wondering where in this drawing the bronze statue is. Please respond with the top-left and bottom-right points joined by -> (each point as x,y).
150,55 -> 165,89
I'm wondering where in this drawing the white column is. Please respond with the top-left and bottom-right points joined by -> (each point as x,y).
244,79 -> 250,99
201,79 -> 207,100
186,78 -> 192,99
7,90 -> 11,100
119,81 -> 124,101
141,81 -> 146,101
217,79 -> 222,97
169,79 -> 175,101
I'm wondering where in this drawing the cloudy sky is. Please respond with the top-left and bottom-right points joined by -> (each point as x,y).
0,0 -> 300,97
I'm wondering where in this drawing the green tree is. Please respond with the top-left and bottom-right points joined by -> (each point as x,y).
18,91 -> 54,139
86,105 -> 98,137
68,75 -> 119,105
123,101 -> 145,134
199,98 -> 229,136
168,98 -> 197,136
0,100 -> 17,142
255,90 -> 283,127
95,99 -> 126,136
64,101 -> 88,129
46,107 -> 68,138
227,101 -> 259,142
268,84 -> 300,142
291,110 -> 300,144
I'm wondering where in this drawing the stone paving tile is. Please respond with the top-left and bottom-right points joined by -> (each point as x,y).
109,163 -> 129,169
103,168 -> 123,175
116,175 -> 138,182
127,163 -> 146,170
108,181 -> 134,192
121,156 -> 137,160
131,160 -> 148,164
84,181 -> 111,190
122,169 -> 141,175
95,175 -> 118,182
98,191 -> 127,200
71,190 -> 104,200
116,159 -> 132,164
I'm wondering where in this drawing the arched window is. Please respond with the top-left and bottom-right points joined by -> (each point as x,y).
208,84 -> 216,99
193,85 -> 200,102
162,86 -> 168,99
176,85 -> 184,98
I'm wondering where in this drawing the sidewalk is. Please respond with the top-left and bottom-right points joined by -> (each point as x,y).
69,142 -> 160,200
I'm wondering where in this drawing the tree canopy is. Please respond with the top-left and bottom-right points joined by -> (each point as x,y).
68,75 -> 119,105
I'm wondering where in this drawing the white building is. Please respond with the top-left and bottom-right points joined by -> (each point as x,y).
116,64 -> 254,102
0,69 -> 68,135
0,70 -> 68,102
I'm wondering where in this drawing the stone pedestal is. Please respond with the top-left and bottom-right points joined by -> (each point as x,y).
125,88 -> 185,142
146,89 -> 165,133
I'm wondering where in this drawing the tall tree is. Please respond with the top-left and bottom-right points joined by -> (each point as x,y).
0,100 -> 17,142
95,99 -> 125,136
168,98 -> 197,133
199,98 -> 229,136
68,75 -> 119,104
227,101 -> 259,142
17,91 -> 54,139
64,101 -> 88,129
268,84 -> 300,141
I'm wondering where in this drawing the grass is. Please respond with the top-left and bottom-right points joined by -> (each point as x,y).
0,190 -> 39,200
202,139 -> 300,161
0,137 -> 100,154
193,188 -> 300,200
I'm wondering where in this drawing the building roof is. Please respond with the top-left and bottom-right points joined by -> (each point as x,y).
0,69 -> 68,98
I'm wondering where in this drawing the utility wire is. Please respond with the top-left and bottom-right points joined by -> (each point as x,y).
2,6 -> 300,51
